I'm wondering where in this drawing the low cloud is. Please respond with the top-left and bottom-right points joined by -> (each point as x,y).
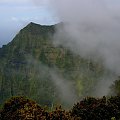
27,56 -> 78,106
51,0 -> 120,74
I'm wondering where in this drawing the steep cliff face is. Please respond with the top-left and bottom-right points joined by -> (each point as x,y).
0,22 -> 108,107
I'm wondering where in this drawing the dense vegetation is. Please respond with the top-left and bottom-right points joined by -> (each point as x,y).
0,22 -> 116,108
110,77 -> 120,96
1,96 -> 120,120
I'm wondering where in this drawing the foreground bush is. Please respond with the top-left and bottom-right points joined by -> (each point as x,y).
1,96 -> 120,120
0,96 -> 73,120
71,96 -> 120,120
0,96 -> 48,120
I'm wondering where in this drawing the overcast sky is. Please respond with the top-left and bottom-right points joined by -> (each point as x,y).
1,0 -> 120,47
0,0 -> 57,47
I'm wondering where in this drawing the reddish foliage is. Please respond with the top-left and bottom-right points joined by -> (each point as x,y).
1,96 -> 120,120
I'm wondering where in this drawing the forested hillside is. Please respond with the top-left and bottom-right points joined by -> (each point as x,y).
0,22 -> 114,107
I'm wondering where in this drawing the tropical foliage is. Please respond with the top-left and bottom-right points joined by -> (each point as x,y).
1,96 -> 120,120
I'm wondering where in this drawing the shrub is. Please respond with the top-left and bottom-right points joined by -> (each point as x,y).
71,96 -> 120,120
0,96 -> 47,120
1,96 -> 120,120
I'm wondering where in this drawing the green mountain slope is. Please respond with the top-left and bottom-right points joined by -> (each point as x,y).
0,22 -> 112,107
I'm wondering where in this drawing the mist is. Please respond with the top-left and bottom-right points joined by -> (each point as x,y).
27,56 -> 78,106
50,0 -> 120,75
46,0 -> 120,97
50,70 -> 78,105
30,0 -> 120,98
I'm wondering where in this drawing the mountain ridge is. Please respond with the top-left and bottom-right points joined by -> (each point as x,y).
0,22 -> 113,107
